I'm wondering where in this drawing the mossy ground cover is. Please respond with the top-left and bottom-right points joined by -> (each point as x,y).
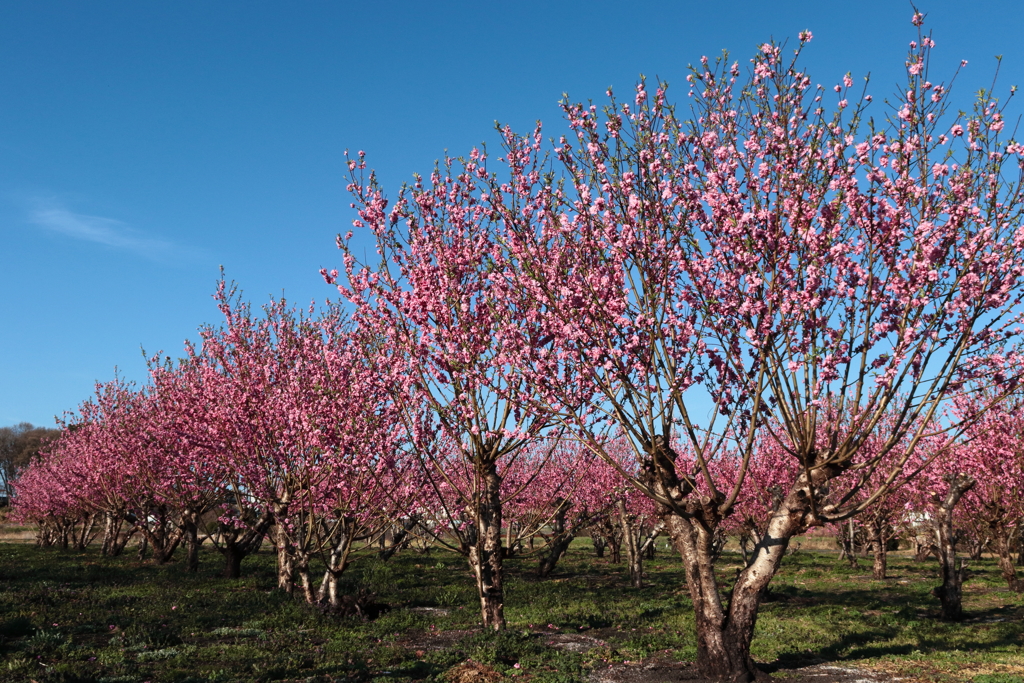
0,540 -> 1021,682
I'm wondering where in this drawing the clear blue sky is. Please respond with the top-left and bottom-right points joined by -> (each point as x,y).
3,0 -> 1023,427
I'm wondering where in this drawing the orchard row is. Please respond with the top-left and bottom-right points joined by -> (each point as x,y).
12,15 -> 1024,682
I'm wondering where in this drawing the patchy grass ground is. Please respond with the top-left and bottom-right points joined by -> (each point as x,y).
0,539 -> 1021,682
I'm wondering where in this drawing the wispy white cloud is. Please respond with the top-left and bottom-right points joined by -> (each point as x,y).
27,202 -> 200,262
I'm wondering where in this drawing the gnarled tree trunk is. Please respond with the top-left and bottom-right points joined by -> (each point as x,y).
137,507 -> 184,565
647,436 -> 840,682
101,510 -> 135,557
537,497 -> 575,578
182,514 -> 202,573
466,460 -> 505,630
838,519 -> 860,569
212,511 -> 273,579
932,473 -> 975,621
379,515 -> 419,561
985,507 -> 1022,592
867,517 -> 888,580
617,499 -> 643,588
316,517 -> 358,610
273,522 -> 294,593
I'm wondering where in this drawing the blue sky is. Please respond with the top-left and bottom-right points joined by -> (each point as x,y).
3,0 -> 1024,427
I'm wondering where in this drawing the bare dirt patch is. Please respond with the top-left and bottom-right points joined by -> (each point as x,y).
444,660 -> 505,683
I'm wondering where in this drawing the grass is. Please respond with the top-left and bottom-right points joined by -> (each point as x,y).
0,539 -> 1021,682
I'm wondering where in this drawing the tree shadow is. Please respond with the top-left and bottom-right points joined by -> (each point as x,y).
766,587 -> 1024,672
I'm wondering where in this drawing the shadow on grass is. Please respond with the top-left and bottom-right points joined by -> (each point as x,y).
769,591 -> 1024,670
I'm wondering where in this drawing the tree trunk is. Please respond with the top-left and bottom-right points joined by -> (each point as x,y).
646,435 -> 827,682
139,515 -> 184,565
640,522 -> 665,555
74,514 -> 98,550
149,533 -> 181,564
664,510 -> 771,682
869,519 -> 887,580
223,543 -> 244,579
932,473 -> 975,621
839,519 -> 859,568
466,461 -> 505,630
505,521 -> 516,558
101,512 -> 118,555
273,523 -> 294,593
214,511 -> 273,579
36,521 -> 54,548
183,517 -> 201,573
316,518 -> 356,610
988,514 -> 1022,592
379,516 -> 418,561
592,534 -> 606,558
617,500 -> 643,588
104,517 -> 135,557
136,534 -> 148,560
537,497 -> 574,578
738,527 -> 758,566
966,532 -> 987,561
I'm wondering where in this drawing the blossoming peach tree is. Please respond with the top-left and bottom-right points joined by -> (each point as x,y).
327,149 -> 590,629
337,13 -> 1024,680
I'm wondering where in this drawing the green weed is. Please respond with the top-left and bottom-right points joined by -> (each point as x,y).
0,540 -> 1020,681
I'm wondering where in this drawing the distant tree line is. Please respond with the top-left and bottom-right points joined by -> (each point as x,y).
0,423 -> 59,501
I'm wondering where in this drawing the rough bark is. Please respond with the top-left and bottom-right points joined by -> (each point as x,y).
644,535 -> 657,560
617,499 -> 643,588
316,517 -> 357,610
537,497 -> 574,578
592,516 -> 622,563
222,543 -> 244,579
868,518 -> 887,580
646,435 -> 839,682
273,523 -> 294,593
148,531 -> 182,564
138,509 -> 184,565
466,461 -> 505,630
212,511 -> 274,579
932,473 -> 975,621
36,521 -> 54,548
182,516 -> 201,573
966,532 -> 988,561
101,513 -> 115,555
378,516 -> 419,561
136,534 -> 148,561
838,519 -> 860,569
986,510 -> 1023,592
738,526 -> 759,566
72,513 -> 99,551
639,522 -> 665,559
101,511 -> 134,557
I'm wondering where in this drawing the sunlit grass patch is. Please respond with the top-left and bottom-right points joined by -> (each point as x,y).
0,539 -> 1021,681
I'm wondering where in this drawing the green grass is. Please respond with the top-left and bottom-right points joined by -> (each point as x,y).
0,540 -> 1022,682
